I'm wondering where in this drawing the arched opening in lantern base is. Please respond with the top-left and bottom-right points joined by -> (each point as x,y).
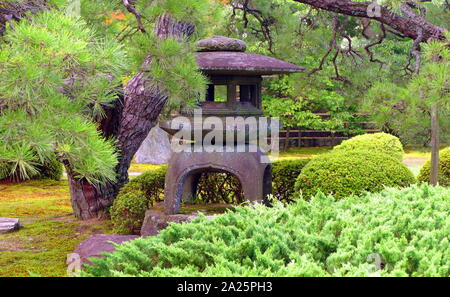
164,158 -> 272,215
179,169 -> 244,210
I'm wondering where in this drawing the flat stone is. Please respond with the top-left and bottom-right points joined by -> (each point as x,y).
140,210 -> 198,237
74,234 -> 138,265
0,218 -> 21,234
197,36 -> 247,52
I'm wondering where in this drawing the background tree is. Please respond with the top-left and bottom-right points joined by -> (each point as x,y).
224,0 -> 448,177
220,0 -> 447,133
365,36 -> 449,184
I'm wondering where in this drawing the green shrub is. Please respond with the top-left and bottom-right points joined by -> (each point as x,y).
333,132 -> 404,161
195,172 -> 243,204
0,156 -> 63,181
417,147 -> 450,186
295,150 -> 415,199
83,185 -> 450,277
110,192 -> 149,235
110,166 -> 167,234
36,157 -> 64,180
271,158 -> 311,202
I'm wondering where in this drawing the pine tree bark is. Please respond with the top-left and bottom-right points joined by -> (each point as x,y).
67,14 -> 195,219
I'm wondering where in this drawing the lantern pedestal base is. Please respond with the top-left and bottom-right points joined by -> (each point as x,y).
164,145 -> 272,215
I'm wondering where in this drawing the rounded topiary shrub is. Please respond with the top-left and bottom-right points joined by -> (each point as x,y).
333,132 -> 404,161
417,147 -> 450,186
110,166 -> 167,234
272,158 -> 311,202
295,150 -> 415,199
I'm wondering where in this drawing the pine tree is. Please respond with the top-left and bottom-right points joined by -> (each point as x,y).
0,10 -> 126,215
0,0 -> 218,219
405,35 -> 450,184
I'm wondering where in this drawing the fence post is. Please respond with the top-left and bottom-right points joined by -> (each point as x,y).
284,127 -> 290,151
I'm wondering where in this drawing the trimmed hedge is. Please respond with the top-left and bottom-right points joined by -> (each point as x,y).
417,147 -> 449,186
333,132 -> 404,161
271,158 -> 311,202
83,185 -> 450,277
0,156 -> 63,181
295,150 -> 415,199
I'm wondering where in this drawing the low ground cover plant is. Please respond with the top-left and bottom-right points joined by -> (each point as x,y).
84,185 -> 450,277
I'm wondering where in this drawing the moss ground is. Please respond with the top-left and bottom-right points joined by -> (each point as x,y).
0,180 -> 113,277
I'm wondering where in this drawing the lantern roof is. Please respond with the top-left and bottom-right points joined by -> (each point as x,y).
196,36 -> 305,75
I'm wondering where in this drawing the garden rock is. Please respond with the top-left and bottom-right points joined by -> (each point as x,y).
135,125 -> 172,165
74,234 -> 138,265
0,218 -> 21,234
140,210 -> 215,236
140,210 -> 197,236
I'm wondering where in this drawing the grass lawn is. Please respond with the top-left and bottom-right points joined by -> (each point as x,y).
0,146 -> 432,277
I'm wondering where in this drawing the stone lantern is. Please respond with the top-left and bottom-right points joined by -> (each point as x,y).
161,36 -> 304,215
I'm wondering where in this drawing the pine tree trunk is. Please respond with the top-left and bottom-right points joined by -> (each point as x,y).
66,14 -> 195,220
430,103 -> 440,186
65,97 -> 124,219
66,171 -> 117,219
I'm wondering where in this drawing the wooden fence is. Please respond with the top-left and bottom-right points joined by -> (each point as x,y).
273,114 -> 380,150
277,128 -> 380,150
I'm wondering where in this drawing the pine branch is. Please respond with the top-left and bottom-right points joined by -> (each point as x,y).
291,0 -> 447,41
122,0 -> 146,33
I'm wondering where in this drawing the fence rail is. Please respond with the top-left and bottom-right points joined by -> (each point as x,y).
271,116 -> 380,149
275,129 -> 380,149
